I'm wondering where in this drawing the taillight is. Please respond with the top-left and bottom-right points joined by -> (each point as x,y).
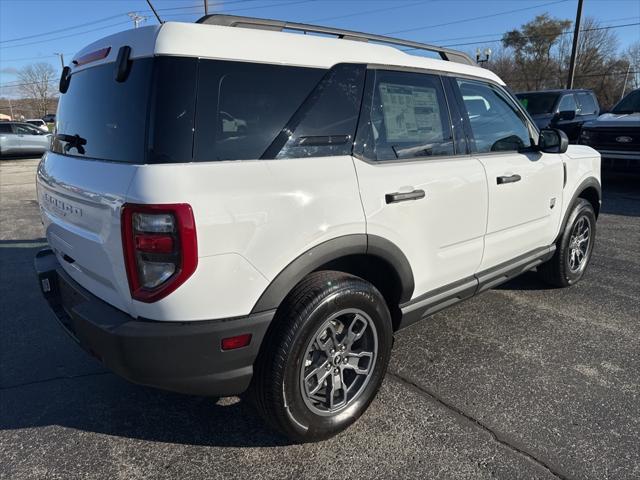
121,204 -> 197,303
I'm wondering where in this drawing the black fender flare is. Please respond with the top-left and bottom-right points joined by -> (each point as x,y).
250,234 -> 414,313
555,176 -> 601,243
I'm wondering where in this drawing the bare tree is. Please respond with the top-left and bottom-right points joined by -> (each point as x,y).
17,63 -> 57,118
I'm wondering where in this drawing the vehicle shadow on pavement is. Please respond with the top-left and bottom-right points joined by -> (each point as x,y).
0,239 -> 292,448
601,172 -> 640,217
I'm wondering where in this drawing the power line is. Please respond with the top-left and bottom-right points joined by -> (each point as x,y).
0,0 -> 313,49
441,21 -> 640,48
415,16 -> 640,45
386,0 -> 571,35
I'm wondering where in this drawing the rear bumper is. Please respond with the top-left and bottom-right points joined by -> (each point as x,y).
34,248 -> 274,396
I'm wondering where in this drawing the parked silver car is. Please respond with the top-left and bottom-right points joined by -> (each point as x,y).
0,122 -> 52,157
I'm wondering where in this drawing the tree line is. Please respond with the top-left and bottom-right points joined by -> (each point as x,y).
488,14 -> 639,109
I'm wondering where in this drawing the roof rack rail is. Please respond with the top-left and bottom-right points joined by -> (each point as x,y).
195,14 -> 475,66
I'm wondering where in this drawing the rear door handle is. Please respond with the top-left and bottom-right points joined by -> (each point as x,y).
496,174 -> 521,185
385,189 -> 426,204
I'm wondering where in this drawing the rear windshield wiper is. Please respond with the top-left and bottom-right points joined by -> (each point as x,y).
56,133 -> 87,155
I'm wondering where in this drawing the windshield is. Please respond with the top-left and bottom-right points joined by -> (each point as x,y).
611,89 -> 640,114
516,92 -> 559,115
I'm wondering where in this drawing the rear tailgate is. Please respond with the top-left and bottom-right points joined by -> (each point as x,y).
37,152 -> 136,314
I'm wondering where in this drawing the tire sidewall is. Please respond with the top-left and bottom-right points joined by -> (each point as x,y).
281,281 -> 392,440
560,200 -> 596,285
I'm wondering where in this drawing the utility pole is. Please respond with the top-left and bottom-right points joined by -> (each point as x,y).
54,52 -> 64,69
620,63 -> 631,101
8,98 -> 14,119
128,12 -> 147,29
566,0 -> 584,89
204,0 -> 209,15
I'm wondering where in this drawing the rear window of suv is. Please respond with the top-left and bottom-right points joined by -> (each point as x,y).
54,56 -> 358,164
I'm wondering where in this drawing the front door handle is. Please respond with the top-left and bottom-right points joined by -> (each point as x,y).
385,189 -> 426,204
496,174 -> 521,185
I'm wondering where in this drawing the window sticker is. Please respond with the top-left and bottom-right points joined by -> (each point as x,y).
378,83 -> 443,142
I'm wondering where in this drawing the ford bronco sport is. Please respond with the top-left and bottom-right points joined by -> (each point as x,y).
35,15 -> 601,442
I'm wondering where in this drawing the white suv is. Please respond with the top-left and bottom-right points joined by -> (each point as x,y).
35,15 -> 601,442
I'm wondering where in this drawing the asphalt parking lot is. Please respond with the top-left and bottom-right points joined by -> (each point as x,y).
0,158 -> 638,480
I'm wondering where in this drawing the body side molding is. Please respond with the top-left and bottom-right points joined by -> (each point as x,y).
250,234 -> 415,314
398,245 -> 555,330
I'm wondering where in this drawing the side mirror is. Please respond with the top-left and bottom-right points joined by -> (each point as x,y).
557,110 -> 576,121
539,128 -> 569,154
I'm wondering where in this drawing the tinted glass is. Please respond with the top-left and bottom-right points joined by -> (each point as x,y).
576,93 -> 597,115
53,59 -> 152,162
558,94 -> 577,112
612,89 -> 640,113
516,92 -> 559,115
459,79 -> 531,153
14,124 -> 42,135
361,70 -> 454,161
0,124 -> 12,133
195,60 -> 325,161
147,56 -> 197,163
274,64 -> 366,159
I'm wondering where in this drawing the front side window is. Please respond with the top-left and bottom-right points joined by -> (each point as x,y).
576,93 -> 597,115
558,94 -> 577,112
458,79 -> 532,153
14,124 -> 42,135
359,70 -> 455,161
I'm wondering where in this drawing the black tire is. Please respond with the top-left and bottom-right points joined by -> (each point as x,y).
250,271 -> 393,442
538,198 -> 596,287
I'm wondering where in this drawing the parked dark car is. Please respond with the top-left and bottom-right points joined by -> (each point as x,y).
41,113 -> 56,123
578,88 -> 639,171
516,89 -> 599,142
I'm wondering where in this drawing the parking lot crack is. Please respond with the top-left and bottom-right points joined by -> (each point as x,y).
387,370 -> 571,480
1,371 -> 111,391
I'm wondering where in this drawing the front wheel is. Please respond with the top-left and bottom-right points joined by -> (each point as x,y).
250,271 -> 393,442
538,198 -> 596,287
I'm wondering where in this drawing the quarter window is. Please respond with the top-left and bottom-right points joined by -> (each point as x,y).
194,60 -> 325,161
458,79 -> 532,153
360,70 -> 454,161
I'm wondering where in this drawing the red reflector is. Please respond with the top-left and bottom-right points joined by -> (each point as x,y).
135,234 -> 174,253
221,334 -> 252,351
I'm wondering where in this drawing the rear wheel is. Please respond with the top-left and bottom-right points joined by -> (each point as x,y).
251,271 -> 393,442
538,198 -> 596,287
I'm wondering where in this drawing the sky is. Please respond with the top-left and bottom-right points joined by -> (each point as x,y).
1,0 -> 639,95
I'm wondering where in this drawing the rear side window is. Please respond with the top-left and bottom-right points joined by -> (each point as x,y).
358,69 -> 455,161
458,79 -> 532,153
194,60 -> 325,161
0,124 -> 11,133
576,93 -> 598,115
273,64 -> 366,159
